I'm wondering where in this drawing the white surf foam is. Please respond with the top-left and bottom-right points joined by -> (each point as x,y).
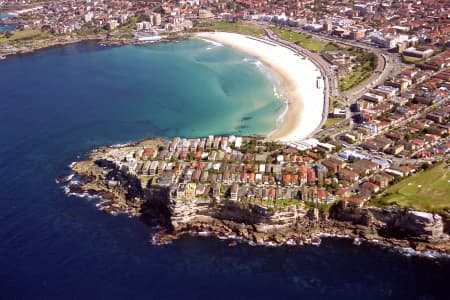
197,37 -> 224,48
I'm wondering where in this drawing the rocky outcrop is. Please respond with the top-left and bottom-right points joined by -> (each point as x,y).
389,210 -> 446,242
165,196 -> 311,244
329,202 -> 448,244
66,157 -> 450,254
157,196 -> 448,251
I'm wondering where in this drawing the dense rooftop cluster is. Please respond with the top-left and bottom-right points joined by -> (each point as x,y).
341,50 -> 450,160
97,122 -> 441,210
2,0 -> 450,47
2,0 -> 449,209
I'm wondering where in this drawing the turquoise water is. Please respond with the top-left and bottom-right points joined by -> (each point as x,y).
15,38 -> 280,139
0,40 -> 449,299
1,39 -> 283,139
124,39 -> 283,137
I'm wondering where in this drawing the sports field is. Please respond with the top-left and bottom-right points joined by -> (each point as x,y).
372,162 -> 450,212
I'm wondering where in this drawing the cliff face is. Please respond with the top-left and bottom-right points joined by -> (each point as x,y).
68,157 -> 450,253
146,191 -> 450,252
166,196 -> 311,244
139,191 -> 449,251
390,211 -> 445,242
328,203 -> 449,251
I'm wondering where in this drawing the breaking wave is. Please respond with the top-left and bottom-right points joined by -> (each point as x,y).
198,38 -> 224,48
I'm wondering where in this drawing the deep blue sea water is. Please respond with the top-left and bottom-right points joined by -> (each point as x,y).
0,41 -> 449,299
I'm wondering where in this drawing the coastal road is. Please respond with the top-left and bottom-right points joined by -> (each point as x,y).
261,25 -> 404,140
285,25 -> 406,141
288,26 -> 405,103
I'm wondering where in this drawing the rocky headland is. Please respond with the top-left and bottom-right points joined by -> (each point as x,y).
0,31 -> 189,58
61,140 -> 450,256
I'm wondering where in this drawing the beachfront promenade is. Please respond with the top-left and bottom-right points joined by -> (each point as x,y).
262,26 -> 404,143
197,28 -> 398,144
287,27 -> 403,102
263,28 -> 333,138
196,32 -> 325,143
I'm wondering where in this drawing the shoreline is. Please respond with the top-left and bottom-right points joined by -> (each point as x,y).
0,32 -> 186,58
60,137 -> 450,257
194,32 -> 325,142
0,34 -> 108,57
62,182 -> 450,259
64,180 -> 450,260
1,30 -> 325,143
61,149 -> 450,258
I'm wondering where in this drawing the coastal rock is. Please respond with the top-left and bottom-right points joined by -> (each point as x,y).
66,153 -> 450,255
68,185 -> 83,194
252,232 -> 265,244
274,233 -> 286,244
389,210 -> 447,242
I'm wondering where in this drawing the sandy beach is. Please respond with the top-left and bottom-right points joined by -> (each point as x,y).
195,32 -> 325,142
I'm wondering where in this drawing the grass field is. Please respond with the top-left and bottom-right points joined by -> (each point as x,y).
338,49 -> 377,91
74,26 -> 107,36
371,162 -> 450,212
270,27 -> 337,52
322,43 -> 341,52
338,64 -> 372,91
329,97 -> 346,111
270,28 -> 377,91
322,118 -> 343,129
0,29 -> 50,44
192,21 -> 264,37
328,124 -> 350,137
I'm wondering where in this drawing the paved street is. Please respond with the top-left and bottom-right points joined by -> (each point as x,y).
261,25 -> 408,140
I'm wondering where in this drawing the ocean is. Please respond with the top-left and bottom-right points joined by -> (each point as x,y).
0,13 -> 16,32
0,25 -> 16,32
0,40 -> 448,299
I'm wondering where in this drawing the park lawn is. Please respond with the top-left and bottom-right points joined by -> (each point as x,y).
192,21 -> 264,37
372,162 -> 450,212
323,117 -> 343,129
113,16 -> 139,38
275,199 -> 302,207
338,49 -> 377,91
75,26 -> 107,36
338,62 -> 372,91
7,29 -> 48,41
327,124 -> 350,137
329,97 -> 346,110
270,27 -> 332,52
0,29 -> 51,45
117,16 -> 138,32
322,43 -> 341,52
